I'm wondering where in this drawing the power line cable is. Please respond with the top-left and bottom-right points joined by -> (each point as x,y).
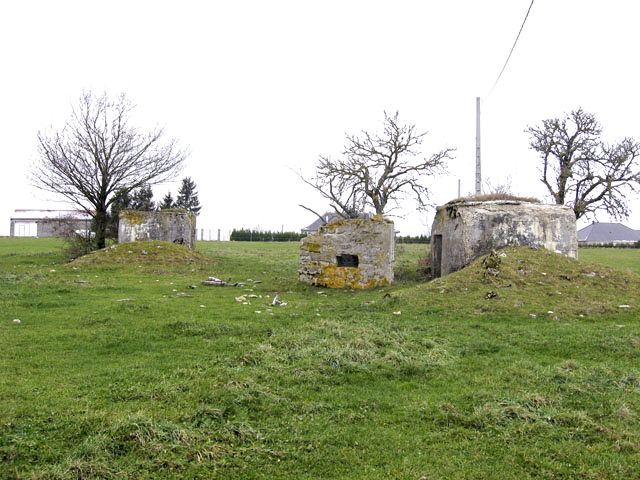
486,0 -> 535,99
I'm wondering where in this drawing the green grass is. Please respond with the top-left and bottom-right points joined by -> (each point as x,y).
580,247 -> 640,275
1,239 -> 640,479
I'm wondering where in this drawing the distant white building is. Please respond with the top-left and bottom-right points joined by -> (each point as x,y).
9,209 -> 92,237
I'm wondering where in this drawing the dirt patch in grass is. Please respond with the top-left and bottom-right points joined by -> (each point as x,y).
67,241 -> 213,267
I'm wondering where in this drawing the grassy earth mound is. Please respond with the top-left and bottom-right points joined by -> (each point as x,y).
401,246 -> 639,319
67,240 -> 213,267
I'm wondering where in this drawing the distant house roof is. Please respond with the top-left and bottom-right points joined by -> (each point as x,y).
301,212 -> 342,233
302,212 -> 374,233
11,209 -> 92,221
577,222 -> 640,242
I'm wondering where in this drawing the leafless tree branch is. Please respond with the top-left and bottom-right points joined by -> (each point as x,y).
300,111 -> 455,219
526,108 -> 640,220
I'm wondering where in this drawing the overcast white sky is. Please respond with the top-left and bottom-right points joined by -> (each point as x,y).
2,0 -> 640,237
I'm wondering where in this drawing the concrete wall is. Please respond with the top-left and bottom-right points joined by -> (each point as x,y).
38,219 -> 92,237
9,219 -> 90,237
430,201 -> 578,277
299,216 -> 394,288
118,210 -> 196,248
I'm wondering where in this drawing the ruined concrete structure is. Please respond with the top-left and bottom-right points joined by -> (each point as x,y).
299,216 -> 395,288
430,201 -> 578,277
10,209 -> 92,238
118,210 -> 196,248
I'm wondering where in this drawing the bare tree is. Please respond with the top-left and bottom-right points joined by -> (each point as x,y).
30,91 -> 188,249
527,108 -> 640,220
301,111 -> 454,221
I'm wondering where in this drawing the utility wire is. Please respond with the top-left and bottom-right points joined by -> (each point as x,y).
486,0 -> 535,99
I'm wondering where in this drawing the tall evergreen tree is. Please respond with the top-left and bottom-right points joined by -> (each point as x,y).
159,191 -> 175,209
131,184 -> 155,211
175,177 -> 201,215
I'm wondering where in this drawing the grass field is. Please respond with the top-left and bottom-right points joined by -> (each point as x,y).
1,238 -> 640,479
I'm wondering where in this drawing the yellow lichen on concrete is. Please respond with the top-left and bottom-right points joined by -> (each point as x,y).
304,242 -> 323,253
120,210 -> 147,226
299,217 -> 394,289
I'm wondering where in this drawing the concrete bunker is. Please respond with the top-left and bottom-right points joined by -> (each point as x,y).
430,200 -> 578,278
118,210 -> 196,248
299,216 -> 395,288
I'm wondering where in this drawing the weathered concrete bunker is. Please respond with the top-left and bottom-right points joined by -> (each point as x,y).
430,201 -> 578,277
299,216 -> 395,288
118,210 -> 196,248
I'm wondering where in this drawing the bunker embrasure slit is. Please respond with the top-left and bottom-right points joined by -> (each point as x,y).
337,254 -> 359,267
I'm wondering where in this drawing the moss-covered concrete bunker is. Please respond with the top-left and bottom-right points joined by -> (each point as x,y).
299,216 -> 395,288
430,200 -> 578,277
118,210 -> 196,248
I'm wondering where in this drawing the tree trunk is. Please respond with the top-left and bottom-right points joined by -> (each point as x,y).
93,208 -> 108,250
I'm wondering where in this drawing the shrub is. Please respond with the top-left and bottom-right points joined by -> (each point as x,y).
62,230 -> 97,261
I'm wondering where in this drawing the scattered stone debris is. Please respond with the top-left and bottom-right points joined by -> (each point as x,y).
485,291 -> 499,299
619,305 -> 631,309
202,275 -> 250,287
13,319 -> 21,324
116,298 -> 135,302
270,293 -> 288,306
